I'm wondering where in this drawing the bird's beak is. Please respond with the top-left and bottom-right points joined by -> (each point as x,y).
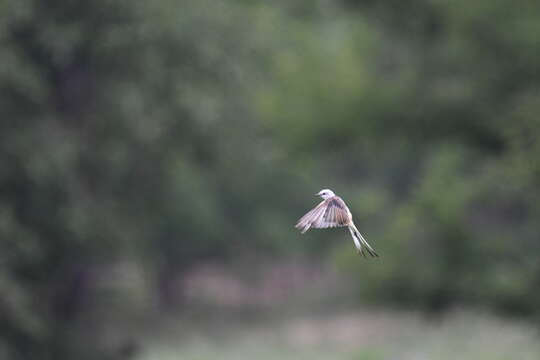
315,193 -> 320,197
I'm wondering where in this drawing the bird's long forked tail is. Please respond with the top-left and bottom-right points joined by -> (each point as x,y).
348,224 -> 378,257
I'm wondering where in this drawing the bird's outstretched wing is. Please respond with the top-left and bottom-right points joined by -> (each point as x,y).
295,197 -> 351,233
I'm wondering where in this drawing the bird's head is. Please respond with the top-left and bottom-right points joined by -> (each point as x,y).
316,189 -> 335,199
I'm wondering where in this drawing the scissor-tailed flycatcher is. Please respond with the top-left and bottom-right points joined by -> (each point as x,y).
295,189 -> 378,257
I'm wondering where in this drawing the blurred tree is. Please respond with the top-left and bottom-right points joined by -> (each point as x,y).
0,0 -> 303,358
324,0 -> 540,314
255,0 -> 540,316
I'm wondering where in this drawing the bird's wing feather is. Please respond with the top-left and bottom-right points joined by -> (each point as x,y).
295,201 -> 326,231
296,197 -> 351,232
313,197 -> 351,228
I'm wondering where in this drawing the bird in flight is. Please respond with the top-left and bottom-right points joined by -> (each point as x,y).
295,189 -> 378,257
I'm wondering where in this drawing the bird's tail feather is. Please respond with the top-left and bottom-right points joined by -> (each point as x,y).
348,224 -> 378,257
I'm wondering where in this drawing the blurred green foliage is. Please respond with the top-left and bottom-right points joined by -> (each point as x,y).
1,0 -> 540,358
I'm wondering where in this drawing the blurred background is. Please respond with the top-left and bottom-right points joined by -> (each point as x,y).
2,0 -> 540,359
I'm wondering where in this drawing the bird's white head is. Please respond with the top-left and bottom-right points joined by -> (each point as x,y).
316,188 -> 335,200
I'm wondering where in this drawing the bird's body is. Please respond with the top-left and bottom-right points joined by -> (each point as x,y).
295,189 -> 378,257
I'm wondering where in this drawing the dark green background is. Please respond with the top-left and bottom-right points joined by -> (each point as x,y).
2,0 -> 540,358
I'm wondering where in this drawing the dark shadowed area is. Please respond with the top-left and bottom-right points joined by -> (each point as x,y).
2,0 -> 540,359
